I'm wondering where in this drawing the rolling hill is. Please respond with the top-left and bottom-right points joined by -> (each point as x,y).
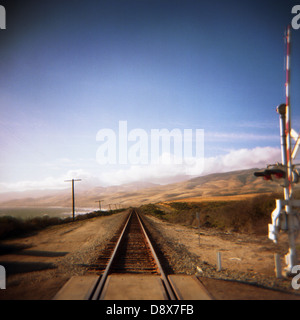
0,168 -> 294,209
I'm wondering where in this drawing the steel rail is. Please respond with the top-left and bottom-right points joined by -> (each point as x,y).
136,211 -> 176,300
89,209 -> 176,300
90,211 -> 132,300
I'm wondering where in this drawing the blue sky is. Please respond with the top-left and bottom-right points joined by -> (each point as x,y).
0,0 -> 300,192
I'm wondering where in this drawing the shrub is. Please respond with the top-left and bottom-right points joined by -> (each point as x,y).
140,194 -> 280,235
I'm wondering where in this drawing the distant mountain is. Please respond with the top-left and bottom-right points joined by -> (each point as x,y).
0,168 -> 294,209
0,188 -> 69,203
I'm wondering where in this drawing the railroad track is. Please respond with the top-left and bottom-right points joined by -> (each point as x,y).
88,208 -> 176,300
54,208 -> 213,300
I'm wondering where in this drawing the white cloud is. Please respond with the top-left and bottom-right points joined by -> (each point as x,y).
96,147 -> 281,186
0,147 -> 282,193
201,147 -> 281,175
0,169 -> 101,193
98,159 -> 189,186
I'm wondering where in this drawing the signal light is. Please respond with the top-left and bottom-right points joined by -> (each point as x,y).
254,171 -> 272,180
254,169 -> 286,181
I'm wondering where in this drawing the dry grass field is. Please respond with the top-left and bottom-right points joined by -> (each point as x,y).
161,192 -> 271,203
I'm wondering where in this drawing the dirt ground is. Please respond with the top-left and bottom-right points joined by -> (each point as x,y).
144,214 -> 300,299
0,210 -> 300,300
147,215 -> 285,276
0,211 -> 128,300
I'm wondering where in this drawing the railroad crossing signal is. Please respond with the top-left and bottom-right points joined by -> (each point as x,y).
254,26 -> 300,275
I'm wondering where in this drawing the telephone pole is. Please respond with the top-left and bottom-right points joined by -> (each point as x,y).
65,179 -> 81,221
95,200 -> 103,211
